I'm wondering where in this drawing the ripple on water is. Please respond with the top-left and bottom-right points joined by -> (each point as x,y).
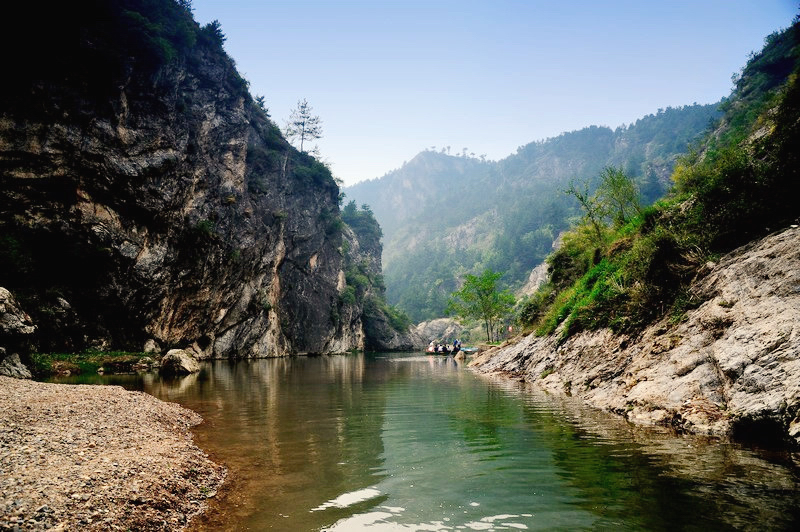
323,505 -> 539,531
312,487 -> 383,511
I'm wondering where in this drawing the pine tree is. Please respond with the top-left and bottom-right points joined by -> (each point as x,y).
284,99 -> 322,153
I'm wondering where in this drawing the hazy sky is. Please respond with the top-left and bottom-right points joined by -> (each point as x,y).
191,1 -> 796,186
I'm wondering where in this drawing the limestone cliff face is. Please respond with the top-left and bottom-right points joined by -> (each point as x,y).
340,225 -> 424,352
0,3 -> 362,357
471,226 -> 800,445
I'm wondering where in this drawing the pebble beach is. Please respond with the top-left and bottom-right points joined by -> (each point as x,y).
0,376 -> 225,531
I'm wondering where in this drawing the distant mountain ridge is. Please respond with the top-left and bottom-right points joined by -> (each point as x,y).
346,104 -> 721,322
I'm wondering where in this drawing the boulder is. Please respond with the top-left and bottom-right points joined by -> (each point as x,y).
0,287 -> 36,337
132,357 -> 155,372
0,287 -> 36,379
143,339 -> 161,354
0,351 -> 32,379
159,349 -> 201,376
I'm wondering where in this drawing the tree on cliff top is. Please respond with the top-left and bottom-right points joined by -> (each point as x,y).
341,200 -> 383,251
284,98 -> 322,153
448,269 -> 515,342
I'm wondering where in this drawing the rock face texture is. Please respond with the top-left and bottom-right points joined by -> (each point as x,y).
471,226 -> 800,445
0,2 -> 397,357
0,288 -> 35,378
413,318 -> 467,343
340,224 -> 424,352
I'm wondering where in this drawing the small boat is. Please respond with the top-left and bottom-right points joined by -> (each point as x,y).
426,344 -> 457,355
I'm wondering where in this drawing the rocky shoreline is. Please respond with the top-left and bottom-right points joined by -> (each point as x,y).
0,376 -> 225,531
470,225 -> 800,446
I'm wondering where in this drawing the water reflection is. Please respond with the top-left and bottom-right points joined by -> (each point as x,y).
49,353 -> 800,530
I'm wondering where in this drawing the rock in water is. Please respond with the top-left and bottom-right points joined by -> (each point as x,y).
160,349 -> 201,376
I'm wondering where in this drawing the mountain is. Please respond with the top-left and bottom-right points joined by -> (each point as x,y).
346,104 -> 721,322
0,0 -> 417,360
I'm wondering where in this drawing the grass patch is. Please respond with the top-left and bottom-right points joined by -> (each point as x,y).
30,350 -> 151,377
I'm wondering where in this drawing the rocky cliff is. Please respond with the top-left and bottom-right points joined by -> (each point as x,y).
471,225 -> 800,445
0,0 -> 393,357
339,206 -> 424,352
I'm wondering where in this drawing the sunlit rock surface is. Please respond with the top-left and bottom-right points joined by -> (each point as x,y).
472,226 -> 800,445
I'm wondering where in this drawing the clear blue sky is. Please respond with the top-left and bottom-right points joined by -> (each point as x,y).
191,1 -> 796,186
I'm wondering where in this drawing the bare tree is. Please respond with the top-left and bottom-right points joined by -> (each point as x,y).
284,98 -> 322,153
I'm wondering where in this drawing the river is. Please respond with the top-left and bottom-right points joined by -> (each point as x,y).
55,352 -> 800,530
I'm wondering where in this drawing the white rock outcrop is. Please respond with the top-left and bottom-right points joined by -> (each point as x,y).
159,349 -> 201,376
471,226 -> 800,445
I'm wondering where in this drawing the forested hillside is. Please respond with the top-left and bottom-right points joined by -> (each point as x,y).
347,104 -> 720,322
521,18 -> 800,339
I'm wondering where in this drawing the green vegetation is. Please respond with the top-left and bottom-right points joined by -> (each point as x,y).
365,296 -> 413,332
341,201 -> 383,251
448,269 -> 516,342
30,351 -> 151,378
339,202 -> 410,334
348,103 -> 721,323
519,19 -> 800,340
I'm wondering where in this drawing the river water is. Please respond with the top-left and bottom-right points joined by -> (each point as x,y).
56,353 -> 800,530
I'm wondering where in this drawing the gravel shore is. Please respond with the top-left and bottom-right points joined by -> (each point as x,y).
0,376 -> 225,531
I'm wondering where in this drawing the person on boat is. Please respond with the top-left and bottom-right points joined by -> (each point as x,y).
452,339 -> 460,354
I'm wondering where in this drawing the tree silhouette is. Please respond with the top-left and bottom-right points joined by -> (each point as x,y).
284,98 -> 322,153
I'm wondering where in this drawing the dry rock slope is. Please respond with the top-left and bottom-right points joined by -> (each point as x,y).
471,225 -> 800,444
